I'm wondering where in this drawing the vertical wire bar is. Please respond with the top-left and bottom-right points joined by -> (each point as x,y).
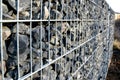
17,0 -> 20,78
40,0 -> 43,80
73,0 -> 76,77
55,21 -> 57,80
64,0 -> 69,77
69,0 -> 73,78
48,0 -> 51,80
76,0 -> 79,78
30,0 -> 33,79
0,23 -> 3,80
60,0 -> 63,80
70,0 -> 73,77
0,0 -> 4,79
77,0 -> 79,46
80,0 -> 83,78
55,0 -> 57,79
76,2 -> 79,77
69,0 -> 72,50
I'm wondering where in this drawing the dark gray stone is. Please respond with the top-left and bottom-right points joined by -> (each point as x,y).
8,34 -> 29,55
32,26 -> 45,40
50,9 -> 62,19
5,68 -> 18,80
6,57 -> 17,70
32,47 -> 41,59
32,26 -> 45,48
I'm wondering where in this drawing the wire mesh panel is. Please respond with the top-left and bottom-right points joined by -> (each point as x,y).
0,0 -> 114,80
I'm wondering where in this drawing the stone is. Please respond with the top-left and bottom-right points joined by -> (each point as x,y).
0,61 -> 6,74
75,61 -> 80,69
67,53 -> 74,60
2,26 -> 11,40
32,0 -> 41,11
8,10 -> 13,16
19,49 -> 29,62
56,47 -> 66,56
42,42 -> 53,51
42,6 -> 49,19
44,1 -> 53,8
2,3 -> 8,14
52,63 -> 61,73
56,22 -> 70,34
32,0 -> 41,19
49,70 -> 57,80
50,36 -> 59,45
57,73 -> 65,80
42,51 -> 48,59
8,34 -> 29,55
32,41 -> 46,51
62,36 -> 71,49
12,23 -> 30,35
32,26 -> 45,42
50,9 -> 62,19
20,62 -> 30,75
32,47 -> 41,59
63,4 -> 71,19
65,61 -> 72,74
7,0 -> 30,12
42,58 -> 49,65
5,68 -> 18,80
19,11 -> 30,20
32,62 -> 41,72
3,13 -> 15,20
6,57 -> 17,70
0,42 -> 8,60
8,48 -> 29,62
0,26 -> 11,60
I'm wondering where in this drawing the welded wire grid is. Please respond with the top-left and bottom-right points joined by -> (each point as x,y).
0,0 -> 114,80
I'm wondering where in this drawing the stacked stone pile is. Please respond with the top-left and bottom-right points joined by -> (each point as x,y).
0,0 -> 114,80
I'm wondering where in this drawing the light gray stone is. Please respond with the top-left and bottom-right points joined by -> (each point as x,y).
12,23 -> 29,34
42,6 -> 49,19
8,0 -> 30,11
2,3 -> 8,14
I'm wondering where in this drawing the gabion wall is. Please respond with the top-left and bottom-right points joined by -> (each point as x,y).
0,0 -> 114,80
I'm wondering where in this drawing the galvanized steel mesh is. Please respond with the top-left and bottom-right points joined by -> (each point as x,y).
0,0 -> 114,80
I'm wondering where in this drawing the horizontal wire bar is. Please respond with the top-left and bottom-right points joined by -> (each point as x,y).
0,19 -> 107,23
